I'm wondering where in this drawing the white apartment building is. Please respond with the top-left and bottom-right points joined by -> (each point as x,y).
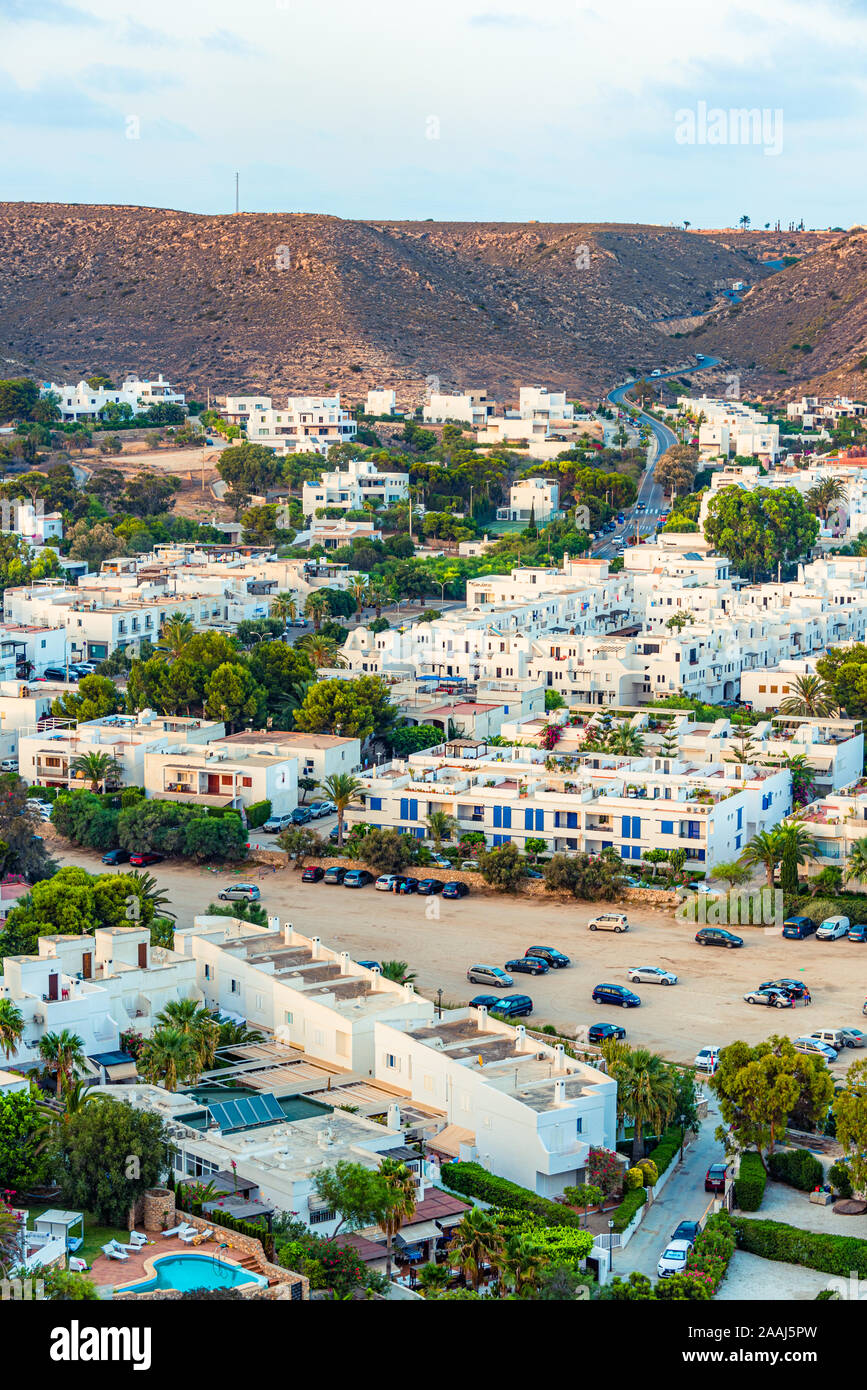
20,712 -> 220,793
239,393 -> 357,456
500,478 -> 560,524
422,390 -> 495,427
42,374 -> 184,422
365,389 -> 397,416
0,501 -> 63,546
375,1009 -> 616,1197
213,731 -> 362,787
302,458 -> 409,517
0,926 -> 199,1072
344,740 -> 791,867
683,396 -> 780,462
144,738 -> 299,817
740,659 -> 819,712
786,395 -> 866,427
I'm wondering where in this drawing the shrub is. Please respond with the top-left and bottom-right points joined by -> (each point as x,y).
735,1151 -> 767,1211
441,1161 -> 583,1228
588,1146 -> 621,1197
611,1185 -> 646,1232
684,1211 -> 736,1295
245,799 -> 272,829
637,1159 -> 658,1188
120,786 -> 146,809
829,1160 -> 853,1198
768,1148 -> 824,1192
647,1125 -> 682,1178
732,1217 -> 867,1278
624,1166 -> 644,1191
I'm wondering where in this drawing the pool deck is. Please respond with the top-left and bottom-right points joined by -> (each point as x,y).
90,1231 -> 257,1294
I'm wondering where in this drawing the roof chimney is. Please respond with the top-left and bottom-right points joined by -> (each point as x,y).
282,922 -> 294,945
554,1079 -> 567,1106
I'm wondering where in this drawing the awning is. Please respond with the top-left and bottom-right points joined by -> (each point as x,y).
426,1124 -> 475,1158
151,790 -> 236,809
104,1062 -> 138,1082
395,1221 -> 441,1247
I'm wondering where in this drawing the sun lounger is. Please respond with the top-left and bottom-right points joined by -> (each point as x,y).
183,1227 -> 214,1246
101,1242 -> 129,1261
69,1257 -> 88,1273
161,1223 -> 195,1239
128,1231 -> 149,1247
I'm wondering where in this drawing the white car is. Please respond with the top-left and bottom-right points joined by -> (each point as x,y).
375,875 -> 398,892
627,966 -> 678,986
694,1045 -> 720,1072
657,1239 -> 692,1278
27,800 -> 52,821
650,369 -> 663,378
588,913 -> 629,933
817,916 -> 849,940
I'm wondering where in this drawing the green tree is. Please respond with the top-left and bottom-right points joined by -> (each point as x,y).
524,837 -> 547,865
304,591 -> 331,631
155,999 -> 219,1070
38,1029 -> 86,1097
355,827 -> 415,874
844,837 -> 867,888
184,814 -> 247,863
545,689 -> 566,712
815,644 -> 867,717
379,960 -> 416,984
703,486 -> 819,582
832,1059 -> 867,1197
778,673 -> 834,718
293,676 -> 397,742
426,810 -> 457,852
204,662 -> 264,731
0,999 -> 24,1060
607,1047 -> 676,1162
139,1026 -> 200,1091
158,613 -> 195,658
51,674 -> 124,723
708,860 -> 751,890
53,1097 -> 171,1225
671,1069 -> 701,1160
70,751 -> 122,792
446,1209 -> 503,1292
0,1089 -> 51,1190
477,842 -> 527,892
321,773 -> 365,848
709,1036 -> 833,1168
276,826 -> 326,869
390,723 -> 444,757
376,1157 -> 417,1282
312,1159 -> 388,1236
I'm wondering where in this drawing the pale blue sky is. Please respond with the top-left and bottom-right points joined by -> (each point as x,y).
1,0 -> 865,225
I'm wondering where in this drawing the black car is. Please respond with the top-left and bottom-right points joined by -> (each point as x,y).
291,807 -> 313,825
484,994 -> 534,1019
301,865 -> 324,882
588,1022 -> 627,1044
525,946 -> 571,968
101,848 -> 131,865
592,983 -> 640,1008
416,878 -> 445,895
760,977 -> 808,1000
43,665 -> 72,681
695,927 -> 743,949
442,881 -> 470,899
504,956 -> 549,976
323,865 -> 347,884
394,876 -> 419,894
671,1220 -> 700,1244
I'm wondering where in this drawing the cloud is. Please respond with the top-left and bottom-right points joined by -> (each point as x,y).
201,28 -> 262,56
82,64 -> 179,94
467,11 -> 555,29
0,81 -> 118,129
0,0 -> 101,24
118,19 -> 175,48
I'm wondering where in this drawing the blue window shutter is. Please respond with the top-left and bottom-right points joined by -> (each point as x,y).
409,799 -> 418,821
493,834 -> 501,847
567,812 -> 578,830
554,812 -> 561,828
632,845 -> 642,860
697,849 -> 706,861
502,806 -> 511,829
370,796 -> 382,811
737,807 -> 743,829
621,815 -> 631,838
525,808 -> 534,831
632,816 -> 641,838
620,845 -> 630,859
399,798 -> 408,820
535,809 -> 544,831
502,834 -> 511,845
661,819 -> 673,835
493,806 -> 502,829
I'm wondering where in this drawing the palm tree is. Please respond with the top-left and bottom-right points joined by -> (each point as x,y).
501,1232 -> 544,1297
779,674 -> 834,718
368,581 -> 389,621
605,724 -> 645,757
304,591 -> 331,632
0,1201 -> 22,1278
140,1026 -> 198,1092
805,478 -> 848,523
159,612 -> 195,658
215,1020 -> 264,1047
377,1157 -> 417,1283
155,999 -> 219,1070
127,869 -> 176,922
38,1029 -> 86,1097
349,578 -> 369,621
844,837 -> 867,888
426,810 -> 457,852
379,960 -> 417,984
272,679 -> 314,729
270,592 -> 298,626
0,1000 -> 24,1061
70,750 -> 121,792
738,828 -> 785,889
299,635 -> 344,670
609,1047 -> 677,1163
58,1077 -> 97,1120
446,1209 -> 503,1292
321,773 -> 365,848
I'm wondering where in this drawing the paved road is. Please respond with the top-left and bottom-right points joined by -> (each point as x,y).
592,357 -> 721,560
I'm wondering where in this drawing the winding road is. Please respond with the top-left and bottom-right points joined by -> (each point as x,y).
591,357 -> 721,558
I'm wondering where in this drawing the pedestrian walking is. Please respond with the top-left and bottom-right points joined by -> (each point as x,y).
804,987 -> 811,1006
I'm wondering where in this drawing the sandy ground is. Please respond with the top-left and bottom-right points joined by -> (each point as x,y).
54,843 -> 867,1069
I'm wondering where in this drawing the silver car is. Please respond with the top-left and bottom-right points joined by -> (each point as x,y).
626,966 -> 678,986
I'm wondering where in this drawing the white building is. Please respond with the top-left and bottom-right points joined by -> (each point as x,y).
302,458 -> 408,518
365,389 -> 397,416
42,374 -> 184,422
20,712 -> 220,793
240,393 -> 357,456
502,478 -> 560,524
422,391 -> 495,427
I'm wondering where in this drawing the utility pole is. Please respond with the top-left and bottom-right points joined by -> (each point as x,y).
235,172 -> 239,214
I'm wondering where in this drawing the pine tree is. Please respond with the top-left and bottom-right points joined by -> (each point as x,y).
780,834 -> 800,894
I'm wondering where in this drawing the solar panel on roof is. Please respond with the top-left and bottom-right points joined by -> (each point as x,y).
209,1092 -> 285,1133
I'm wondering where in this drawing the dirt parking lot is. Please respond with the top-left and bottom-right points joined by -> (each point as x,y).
56,844 -> 867,1068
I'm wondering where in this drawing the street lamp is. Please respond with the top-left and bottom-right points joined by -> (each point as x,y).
436,988 -> 443,1020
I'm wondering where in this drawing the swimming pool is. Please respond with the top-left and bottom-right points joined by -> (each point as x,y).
118,1252 -> 268,1295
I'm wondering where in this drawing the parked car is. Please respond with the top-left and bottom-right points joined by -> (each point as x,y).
817,915 -> 850,940
375,875 -> 399,892
470,994 -> 502,1011
782,915 -> 816,940
129,851 -> 165,867
744,986 -> 793,1008
323,865 -> 347,884
588,912 -> 629,933
671,1220 -> 700,1244
704,1164 -> 728,1193
504,957 -> 549,976
467,964 -> 513,988
657,1239 -> 693,1279
416,878 -> 445,895
429,853 -> 452,868
808,1029 -> 847,1052
343,870 -> 373,888
394,876 -> 419,894
760,978 -> 808,1000
357,960 -> 381,971
101,848 -> 131,865
442,881 -> 470,899
261,813 -> 294,834
587,1022 -> 626,1044
695,927 -> 743,948
591,983 -> 640,1008
42,666 -> 72,681
73,662 -> 97,675
301,866 -> 325,883
626,966 -> 678,986
848,923 -> 867,942
793,1036 -> 837,1062
0,758 -> 17,772
682,881 -> 712,895
27,801 -> 53,822
694,1045 -> 720,1073
290,807 -> 313,825
459,860 -> 478,871
840,1028 -> 866,1048
525,946 -> 571,968
307,801 -> 334,818
490,994 -> 534,1019
218,882 -> 260,901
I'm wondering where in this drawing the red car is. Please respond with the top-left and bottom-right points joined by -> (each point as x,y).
128,851 -> 165,867
705,1163 -> 728,1193
301,865 -> 324,882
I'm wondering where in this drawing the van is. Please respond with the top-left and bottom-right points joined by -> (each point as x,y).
588,912 -> 629,933
809,1029 -> 846,1052
782,916 -> 816,940
816,915 -> 849,940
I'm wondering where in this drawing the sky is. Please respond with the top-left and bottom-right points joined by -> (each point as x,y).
2,0 -> 866,226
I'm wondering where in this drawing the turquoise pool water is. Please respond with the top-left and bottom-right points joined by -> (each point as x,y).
120,1253 -> 268,1294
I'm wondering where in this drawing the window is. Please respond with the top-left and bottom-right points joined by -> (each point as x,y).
370,796 -> 382,811
309,1205 -> 335,1226
423,1075 -> 434,1091
242,777 -> 252,788
230,979 -> 239,993
204,963 -> 211,980
285,1011 -> 293,1025
661,820 -> 674,835
255,994 -> 263,1010
385,1053 -> 397,1069
576,1117 -> 583,1134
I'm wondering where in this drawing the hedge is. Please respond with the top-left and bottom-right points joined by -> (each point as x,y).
768,1148 -> 824,1192
441,1161 -> 582,1228
733,1217 -> 867,1278
783,891 -> 867,925
647,1124 -> 682,1178
168,1176 -> 275,1260
611,1185 -> 646,1233
245,799 -> 272,829
734,1152 -> 767,1211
